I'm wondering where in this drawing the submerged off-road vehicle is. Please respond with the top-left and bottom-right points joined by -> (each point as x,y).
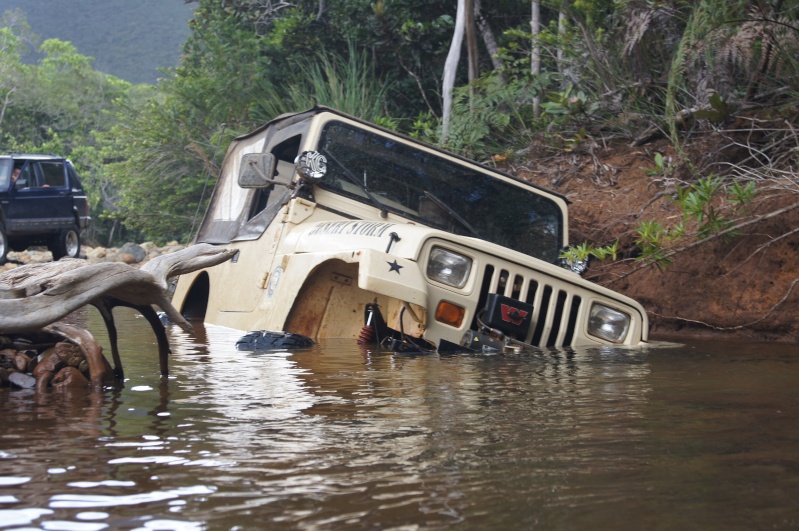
172,107 -> 648,352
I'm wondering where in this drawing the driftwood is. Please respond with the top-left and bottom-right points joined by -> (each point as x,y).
0,244 -> 236,388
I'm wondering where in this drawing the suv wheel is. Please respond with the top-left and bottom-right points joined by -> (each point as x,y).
0,221 -> 7,264
50,226 -> 81,261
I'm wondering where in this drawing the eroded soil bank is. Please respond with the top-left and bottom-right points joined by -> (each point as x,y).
512,134 -> 799,343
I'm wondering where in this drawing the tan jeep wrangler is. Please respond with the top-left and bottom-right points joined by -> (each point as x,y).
171,107 -> 648,352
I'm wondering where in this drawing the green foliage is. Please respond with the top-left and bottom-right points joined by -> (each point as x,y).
674,175 -> 736,240
561,242 -> 592,263
251,42 -> 397,128
634,219 -> 676,270
420,73 -> 547,160
0,15 -> 31,135
727,179 -> 757,206
635,176 -> 760,269
592,240 -> 620,261
559,240 -> 620,264
646,153 -> 672,176
0,11 -> 141,244
101,88 -> 237,243
695,93 -> 730,123
540,86 -> 600,126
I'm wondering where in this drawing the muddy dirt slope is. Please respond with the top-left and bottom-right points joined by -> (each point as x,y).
509,135 -> 799,343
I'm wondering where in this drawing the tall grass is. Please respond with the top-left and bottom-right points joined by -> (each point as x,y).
249,42 -> 396,128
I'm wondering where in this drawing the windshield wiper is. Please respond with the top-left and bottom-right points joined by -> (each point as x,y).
321,149 -> 388,218
423,190 -> 481,238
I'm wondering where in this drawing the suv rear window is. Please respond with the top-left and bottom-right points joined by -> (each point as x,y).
40,161 -> 67,188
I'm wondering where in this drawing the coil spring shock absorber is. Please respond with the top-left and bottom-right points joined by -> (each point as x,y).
357,308 -> 376,344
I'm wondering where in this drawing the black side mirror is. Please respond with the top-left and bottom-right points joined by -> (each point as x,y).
238,153 -> 279,188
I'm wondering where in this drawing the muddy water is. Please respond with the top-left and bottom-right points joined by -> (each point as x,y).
2,308 -> 799,530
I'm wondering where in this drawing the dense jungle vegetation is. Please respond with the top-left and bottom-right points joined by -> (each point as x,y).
1,0 -> 797,263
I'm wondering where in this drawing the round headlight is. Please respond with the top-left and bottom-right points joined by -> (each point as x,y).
427,247 -> 472,288
587,303 -> 631,343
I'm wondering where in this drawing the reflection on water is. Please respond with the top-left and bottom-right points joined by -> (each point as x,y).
1,308 -> 799,529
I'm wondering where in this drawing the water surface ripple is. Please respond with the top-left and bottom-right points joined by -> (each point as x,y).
1,309 -> 798,529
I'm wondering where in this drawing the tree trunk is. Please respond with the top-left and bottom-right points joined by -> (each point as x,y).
475,0 -> 503,72
0,89 -> 13,129
107,219 -> 118,247
465,0 -> 479,111
442,0 -> 467,142
557,9 -> 567,87
531,1 -> 541,115
465,0 -> 479,82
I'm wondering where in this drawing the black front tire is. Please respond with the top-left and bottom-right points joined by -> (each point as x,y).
235,331 -> 315,351
49,226 -> 81,261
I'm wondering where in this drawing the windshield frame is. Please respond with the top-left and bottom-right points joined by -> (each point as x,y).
315,119 -> 566,263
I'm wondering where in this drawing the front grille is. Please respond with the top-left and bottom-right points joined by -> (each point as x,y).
475,263 -> 582,347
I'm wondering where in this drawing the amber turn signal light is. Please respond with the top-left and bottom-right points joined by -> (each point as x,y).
435,301 -> 466,328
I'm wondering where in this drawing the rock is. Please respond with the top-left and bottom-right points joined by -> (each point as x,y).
36,370 -> 54,392
14,352 -> 30,372
33,351 -> 63,378
52,367 -> 89,389
6,240 -> 192,270
0,367 -> 8,385
0,349 -> 16,369
8,371 -> 36,389
86,247 -> 108,259
54,342 -> 84,369
118,242 -> 147,263
22,350 -> 38,372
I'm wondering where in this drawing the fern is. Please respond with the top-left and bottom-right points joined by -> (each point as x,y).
436,73 -> 545,160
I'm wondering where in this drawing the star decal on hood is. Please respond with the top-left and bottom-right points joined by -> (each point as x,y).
387,260 -> 403,274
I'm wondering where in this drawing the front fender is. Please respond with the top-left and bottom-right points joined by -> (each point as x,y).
357,248 -> 428,307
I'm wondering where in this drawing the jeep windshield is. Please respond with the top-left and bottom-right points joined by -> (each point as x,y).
317,121 -> 564,263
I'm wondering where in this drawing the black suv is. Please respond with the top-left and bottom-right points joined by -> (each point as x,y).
0,154 -> 91,263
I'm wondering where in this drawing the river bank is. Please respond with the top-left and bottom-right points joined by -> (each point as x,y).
513,134 -> 799,343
